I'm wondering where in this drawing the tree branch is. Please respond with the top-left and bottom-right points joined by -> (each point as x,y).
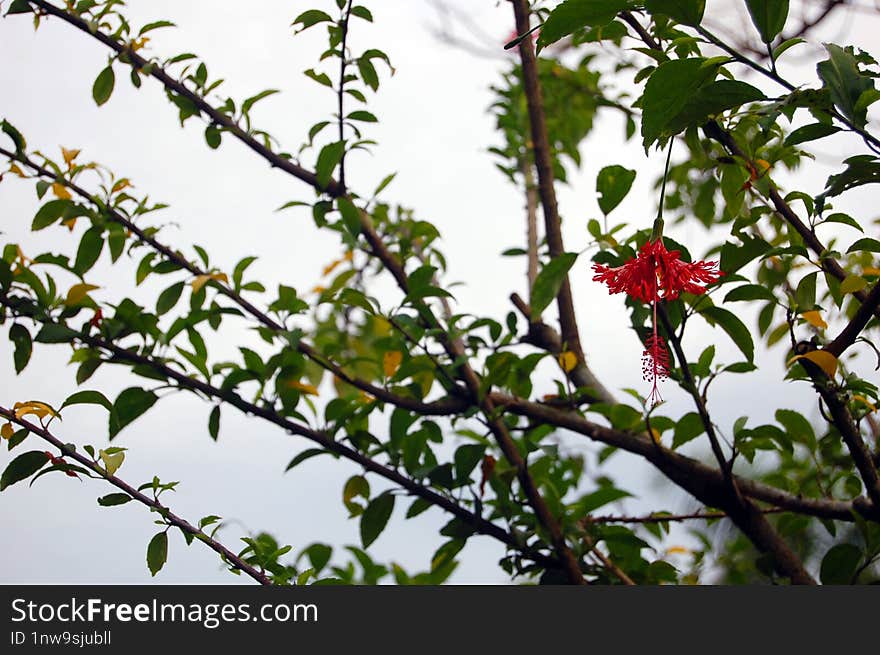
0,146 -> 467,418
0,292 -> 555,569
491,392 -> 879,523
25,0 -> 345,196
0,406 -> 273,585
826,281 -> 880,357
702,120 -> 880,322
10,2 -> 587,582
794,347 -> 880,509
510,0 -> 584,359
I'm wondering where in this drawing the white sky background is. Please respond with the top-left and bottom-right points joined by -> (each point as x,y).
0,0 -> 878,584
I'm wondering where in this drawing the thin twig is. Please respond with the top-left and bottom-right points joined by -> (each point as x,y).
0,406 -> 273,585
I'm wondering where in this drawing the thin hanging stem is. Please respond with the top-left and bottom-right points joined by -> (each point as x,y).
651,137 -> 675,240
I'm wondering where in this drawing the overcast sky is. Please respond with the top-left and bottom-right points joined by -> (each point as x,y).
1,1 -> 878,584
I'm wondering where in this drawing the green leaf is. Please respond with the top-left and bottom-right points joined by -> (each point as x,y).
61,390 -> 113,412
9,323 -> 32,374
32,199 -> 73,231
347,110 -> 378,123
5,0 -> 33,16
208,405 -> 220,441
775,409 -> 816,449
242,89 -> 279,114
596,165 -> 636,215
138,20 -> 176,36
453,444 -> 484,482
92,65 -> 116,106
146,531 -> 168,576
98,493 -> 133,507
820,155 -> 880,200
343,474 -> 370,517
406,497 -> 432,519
204,124 -> 221,149
156,281 -> 184,315
644,0 -> 705,27
530,252 -> 578,316
575,487 -> 632,514
357,57 -> 379,91
724,284 -> 775,303
640,58 -> 717,147
34,323 -> 78,344
847,237 -> 880,254
698,306 -> 754,362
1,119 -> 27,153
745,0 -> 789,43
285,448 -> 327,472
537,0 -> 632,52
817,44 -> 876,129
337,197 -> 362,238
819,543 -> 862,584
315,141 -> 345,189
664,80 -> 766,137
784,122 -> 840,147
672,412 -> 705,449
360,492 -> 395,548
1,451 -> 49,491
74,226 -> 104,275
292,9 -> 333,30
109,387 -> 158,439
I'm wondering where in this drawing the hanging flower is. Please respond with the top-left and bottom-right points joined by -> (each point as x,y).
592,238 -> 722,404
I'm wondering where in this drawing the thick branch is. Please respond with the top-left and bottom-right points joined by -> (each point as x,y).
0,406 -> 273,585
495,394 -> 814,581
511,0 -> 584,360
510,293 -> 616,405
491,393 -> 879,523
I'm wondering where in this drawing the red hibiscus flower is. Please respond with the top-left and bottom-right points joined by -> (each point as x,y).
592,238 -> 722,405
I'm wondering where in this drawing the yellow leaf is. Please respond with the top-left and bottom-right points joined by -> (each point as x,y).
1,422 -> 13,439
9,163 -> 26,177
52,182 -> 71,200
13,400 -> 60,420
800,310 -> 828,330
853,395 -> 878,413
99,449 -> 125,476
287,380 -> 319,396
191,272 -> 227,294
863,267 -> 880,277
649,428 -> 662,444
65,283 -> 100,306
61,147 -> 80,167
840,274 -> 868,295
130,36 -> 150,52
383,350 -> 403,377
322,258 -> 342,276
788,350 -> 838,378
111,178 -> 131,193
557,351 -> 578,373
